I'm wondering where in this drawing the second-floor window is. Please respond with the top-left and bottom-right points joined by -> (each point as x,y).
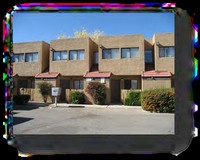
69,50 -> 85,60
159,46 -> 175,57
53,51 -> 67,61
12,53 -> 24,62
73,80 -> 84,89
121,48 -> 139,59
25,52 -> 38,62
145,50 -> 153,63
102,48 -> 119,59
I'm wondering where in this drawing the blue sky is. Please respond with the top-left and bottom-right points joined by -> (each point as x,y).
13,12 -> 174,43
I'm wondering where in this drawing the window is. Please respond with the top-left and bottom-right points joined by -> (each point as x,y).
25,52 -> 38,62
69,50 -> 84,60
159,47 -> 175,57
121,48 -> 139,58
102,48 -> 119,59
12,53 -> 24,62
53,51 -> 67,61
124,80 -> 138,89
74,80 -> 83,89
31,79 -> 35,88
18,80 -> 28,88
145,50 -> 153,63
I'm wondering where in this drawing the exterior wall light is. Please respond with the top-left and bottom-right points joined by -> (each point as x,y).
156,42 -> 160,46
50,47 -> 55,51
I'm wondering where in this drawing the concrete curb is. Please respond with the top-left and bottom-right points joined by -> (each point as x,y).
47,103 -> 142,109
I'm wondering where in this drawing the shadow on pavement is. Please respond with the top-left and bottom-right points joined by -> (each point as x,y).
13,117 -> 34,125
13,102 -> 51,111
68,105 -> 85,108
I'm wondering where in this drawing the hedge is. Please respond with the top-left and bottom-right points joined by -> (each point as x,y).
69,91 -> 85,104
13,95 -> 31,105
141,88 -> 175,113
124,90 -> 141,106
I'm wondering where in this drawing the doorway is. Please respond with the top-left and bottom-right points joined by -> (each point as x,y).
60,79 -> 70,102
111,79 -> 121,103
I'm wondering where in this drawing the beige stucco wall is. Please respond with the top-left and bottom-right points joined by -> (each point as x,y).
153,33 -> 175,74
89,39 -> 98,69
50,37 -> 97,75
13,41 -> 50,76
144,38 -> 153,50
34,79 -> 58,102
98,35 -> 145,75
142,78 -> 171,90
41,42 -> 50,72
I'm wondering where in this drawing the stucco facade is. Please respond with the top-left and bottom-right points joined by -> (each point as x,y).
50,37 -> 98,75
13,41 -> 49,76
13,33 -> 175,104
153,33 -> 175,74
99,34 -> 145,75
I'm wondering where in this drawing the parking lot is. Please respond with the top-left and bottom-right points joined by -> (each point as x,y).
13,103 -> 174,135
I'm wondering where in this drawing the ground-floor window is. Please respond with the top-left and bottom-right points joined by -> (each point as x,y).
18,79 -> 28,88
124,80 -> 138,89
73,80 -> 84,89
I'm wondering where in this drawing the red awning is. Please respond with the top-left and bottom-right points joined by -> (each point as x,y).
84,71 -> 111,78
141,70 -> 172,77
35,72 -> 60,78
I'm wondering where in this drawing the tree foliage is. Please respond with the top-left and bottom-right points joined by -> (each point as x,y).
37,82 -> 52,103
57,28 -> 104,42
85,82 -> 106,105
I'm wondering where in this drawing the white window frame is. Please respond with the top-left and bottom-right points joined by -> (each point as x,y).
69,50 -> 85,60
102,48 -> 119,59
121,47 -> 139,59
53,51 -> 68,61
13,53 -> 24,62
25,52 -> 38,62
159,46 -> 175,57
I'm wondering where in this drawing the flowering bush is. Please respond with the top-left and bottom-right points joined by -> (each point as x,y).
85,82 -> 106,105
141,88 -> 175,113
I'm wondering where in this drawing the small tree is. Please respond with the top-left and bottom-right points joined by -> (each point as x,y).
37,82 -> 52,103
85,82 -> 106,105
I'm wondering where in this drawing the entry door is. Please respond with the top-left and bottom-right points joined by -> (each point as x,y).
60,79 -> 70,102
111,79 -> 120,103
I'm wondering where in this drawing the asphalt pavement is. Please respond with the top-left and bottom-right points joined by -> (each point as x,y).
13,102 -> 174,135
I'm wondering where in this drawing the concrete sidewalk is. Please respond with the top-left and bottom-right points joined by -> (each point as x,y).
48,103 -> 142,109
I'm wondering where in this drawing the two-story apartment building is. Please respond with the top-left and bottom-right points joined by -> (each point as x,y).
13,33 -> 174,104
13,41 -> 49,101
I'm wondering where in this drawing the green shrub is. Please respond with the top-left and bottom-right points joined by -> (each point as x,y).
37,82 -> 52,103
141,88 -> 175,113
85,82 -> 106,105
13,95 -> 30,105
23,95 -> 31,103
69,91 -> 85,104
124,90 -> 141,106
